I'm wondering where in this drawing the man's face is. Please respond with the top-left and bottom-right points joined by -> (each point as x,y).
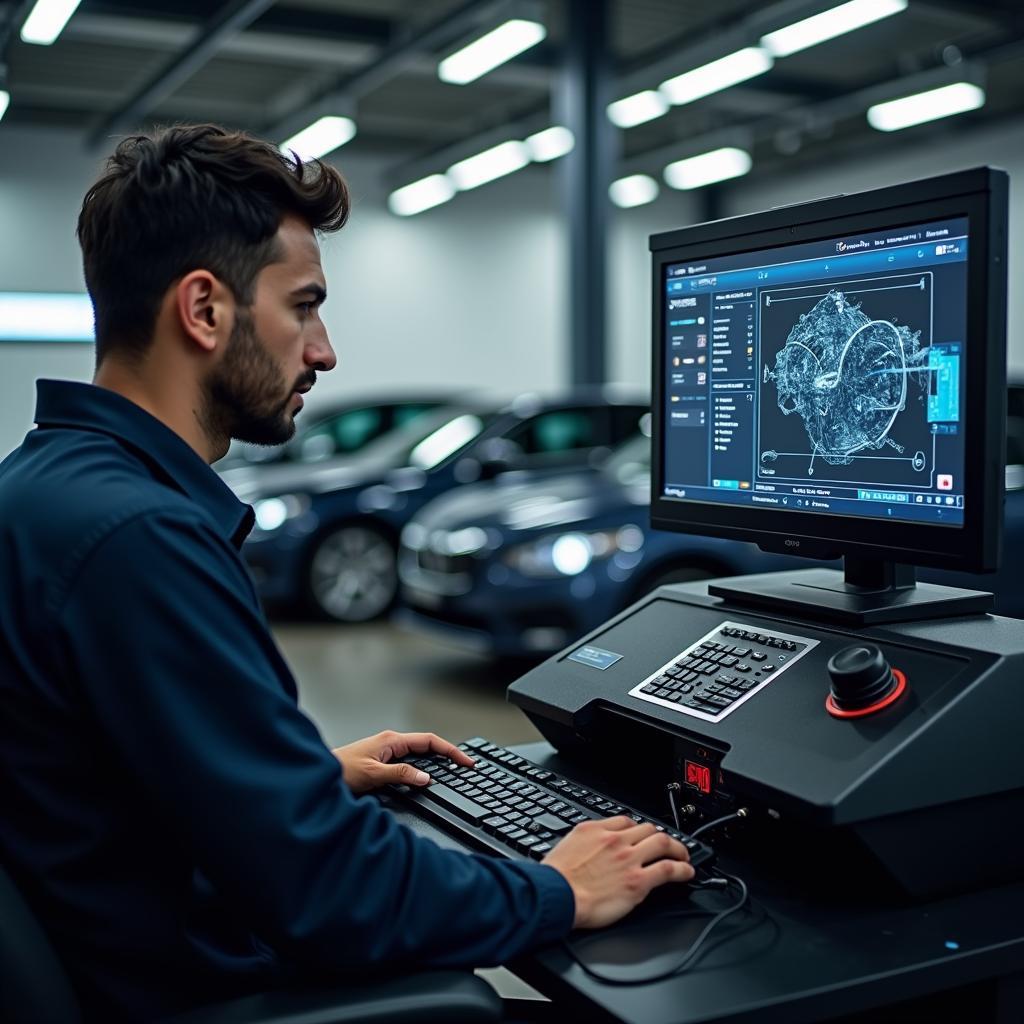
205,215 -> 336,446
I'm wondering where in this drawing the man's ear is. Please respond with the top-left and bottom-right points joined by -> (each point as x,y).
174,270 -> 234,354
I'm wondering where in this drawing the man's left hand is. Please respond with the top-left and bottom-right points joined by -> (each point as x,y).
332,730 -> 475,794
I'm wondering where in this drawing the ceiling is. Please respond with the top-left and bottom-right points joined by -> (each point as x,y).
1,0 -> 1022,190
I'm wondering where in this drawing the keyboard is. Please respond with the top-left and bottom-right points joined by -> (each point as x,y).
628,620 -> 818,724
389,737 -> 715,869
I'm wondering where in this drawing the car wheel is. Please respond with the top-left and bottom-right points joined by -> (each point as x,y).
307,524 -> 397,622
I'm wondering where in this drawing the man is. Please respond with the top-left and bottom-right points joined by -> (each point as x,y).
0,124 -> 693,1022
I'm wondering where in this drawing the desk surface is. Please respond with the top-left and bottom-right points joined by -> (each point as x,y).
393,741 -> 1024,1024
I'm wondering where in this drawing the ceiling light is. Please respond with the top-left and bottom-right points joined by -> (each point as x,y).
0,91 -> 9,124
279,116 -> 356,162
447,140 -> 530,191
609,174 -> 659,208
664,147 -> 752,190
388,174 -> 456,216
660,48 -> 773,106
526,126 -> 574,162
20,0 -> 83,45
0,293 -> 94,341
607,90 -> 670,128
867,82 -> 985,131
762,0 -> 907,57
438,18 -> 547,85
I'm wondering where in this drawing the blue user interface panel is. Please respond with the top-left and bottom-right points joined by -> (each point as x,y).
661,217 -> 968,526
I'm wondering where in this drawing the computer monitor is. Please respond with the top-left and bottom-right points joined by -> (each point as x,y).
649,167 -> 1008,624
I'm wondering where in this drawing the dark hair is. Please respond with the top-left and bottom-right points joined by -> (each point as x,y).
77,123 -> 350,363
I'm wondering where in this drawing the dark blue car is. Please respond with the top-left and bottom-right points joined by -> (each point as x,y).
234,392 -> 648,622
397,408 -> 1024,658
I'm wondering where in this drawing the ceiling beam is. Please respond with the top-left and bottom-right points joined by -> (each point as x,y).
85,0 -> 277,150
263,0 -> 529,140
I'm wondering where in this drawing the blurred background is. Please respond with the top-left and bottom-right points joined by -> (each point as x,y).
1,0 -> 1022,751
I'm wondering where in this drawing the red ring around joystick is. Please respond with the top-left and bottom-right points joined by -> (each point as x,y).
826,669 -> 907,719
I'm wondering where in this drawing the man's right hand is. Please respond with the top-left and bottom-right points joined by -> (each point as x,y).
542,816 -> 695,928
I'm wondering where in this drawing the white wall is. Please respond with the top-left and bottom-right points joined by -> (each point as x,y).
0,128 -> 569,457
1,116 -> 1021,459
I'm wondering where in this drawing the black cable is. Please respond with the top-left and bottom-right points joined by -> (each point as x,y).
690,808 -> 747,839
561,870 -> 751,985
665,782 -> 682,831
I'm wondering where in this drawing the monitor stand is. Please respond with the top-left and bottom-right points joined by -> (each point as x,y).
707,557 -> 993,626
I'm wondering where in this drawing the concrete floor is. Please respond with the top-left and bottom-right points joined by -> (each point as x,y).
273,619 -> 543,750
271,618 -> 549,1004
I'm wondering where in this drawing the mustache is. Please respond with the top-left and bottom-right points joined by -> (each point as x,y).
294,371 -> 317,393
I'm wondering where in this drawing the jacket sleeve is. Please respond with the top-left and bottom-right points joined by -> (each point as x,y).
52,509 -> 574,969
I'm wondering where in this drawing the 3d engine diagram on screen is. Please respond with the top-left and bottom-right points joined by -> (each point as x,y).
758,274 -> 941,488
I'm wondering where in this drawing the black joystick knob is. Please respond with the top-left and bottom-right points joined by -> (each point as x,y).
827,644 -> 899,713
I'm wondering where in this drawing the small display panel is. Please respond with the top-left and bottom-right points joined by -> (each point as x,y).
661,217 -> 968,527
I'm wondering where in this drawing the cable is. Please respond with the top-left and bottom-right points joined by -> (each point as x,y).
690,807 -> 748,839
561,870 -> 751,985
665,782 -> 682,831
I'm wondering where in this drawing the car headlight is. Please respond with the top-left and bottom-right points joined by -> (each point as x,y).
251,494 -> 309,533
504,524 -> 644,578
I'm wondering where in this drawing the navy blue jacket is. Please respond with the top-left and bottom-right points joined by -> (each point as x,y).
0,380 -> 573,1021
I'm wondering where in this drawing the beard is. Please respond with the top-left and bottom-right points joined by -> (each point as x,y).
202,306 -> 312,448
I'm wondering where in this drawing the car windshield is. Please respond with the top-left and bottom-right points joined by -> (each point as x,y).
351,407 -> 496,470
602,433 -> 651,486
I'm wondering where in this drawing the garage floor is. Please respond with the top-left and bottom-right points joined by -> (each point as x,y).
273,620 -> 543,750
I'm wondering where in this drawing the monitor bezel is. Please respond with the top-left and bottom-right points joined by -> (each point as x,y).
650,168 -> 1008,574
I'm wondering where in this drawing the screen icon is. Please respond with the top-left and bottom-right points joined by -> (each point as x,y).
937,474 -> 953,490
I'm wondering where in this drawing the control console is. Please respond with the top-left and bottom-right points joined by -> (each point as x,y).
509,580 -> 1024,901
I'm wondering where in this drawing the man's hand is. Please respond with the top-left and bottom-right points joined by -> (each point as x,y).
542,817 -> 695,928
332,730 -> 474,795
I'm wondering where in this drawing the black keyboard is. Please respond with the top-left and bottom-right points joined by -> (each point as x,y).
389,737 -> 715,869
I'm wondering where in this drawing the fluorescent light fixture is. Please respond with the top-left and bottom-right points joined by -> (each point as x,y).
0,292 -> 94,341
762,0 -> 907,58
607,89 -> 670,128
609,174 -> 659,208
867,82 -> 985,132
438,18 -> 547,85
447,139 -> 530,191
279,116 -> 356,162
526,126 -> 574,162
20,0 -> 83,45
664,147 -> 752,190
388,174 -> 456,216
660,47 -> 773,106
0,90 -> 9,123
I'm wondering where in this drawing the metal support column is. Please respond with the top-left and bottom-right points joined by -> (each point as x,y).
558,0 -> 614,388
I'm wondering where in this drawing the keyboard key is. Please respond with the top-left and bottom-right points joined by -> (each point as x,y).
423,784 -> 491,822
702,694 -> 731,707
535,813 -> 572,833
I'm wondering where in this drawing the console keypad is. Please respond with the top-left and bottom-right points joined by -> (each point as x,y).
628,620 -> 818,723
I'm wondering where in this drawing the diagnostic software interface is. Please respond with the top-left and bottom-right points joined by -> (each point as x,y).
661,217 -> 968,526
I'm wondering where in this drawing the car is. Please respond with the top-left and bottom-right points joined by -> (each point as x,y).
215,394 -> 452,475
236,391 -> 649,623
397,393 -> 1024,658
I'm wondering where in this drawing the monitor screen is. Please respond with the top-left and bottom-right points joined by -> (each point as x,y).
661,216 -> 968,527
650,168 -> 1008,574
